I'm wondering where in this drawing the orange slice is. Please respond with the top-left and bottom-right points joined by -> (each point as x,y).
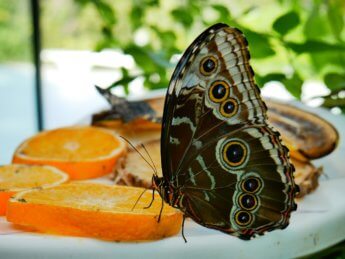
12,126 -> 126,180
7,182 -> 182,241
0,164 -> 68,215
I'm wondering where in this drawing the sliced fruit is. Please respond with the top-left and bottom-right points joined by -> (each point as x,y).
12,126 -> 126,180
115,140 -> 162,188
92,91 -> 162,145
92,108 -> 161,146
7,182 -> 182,241
266,100 -> 339,161
94,118 -> 161,131
146,96 -> 164,117
293,158 -> 322,198
92,87 -> 164,132
0,164 -> 68,215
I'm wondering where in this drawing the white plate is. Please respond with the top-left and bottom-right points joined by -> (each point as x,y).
1,100 -> 344,259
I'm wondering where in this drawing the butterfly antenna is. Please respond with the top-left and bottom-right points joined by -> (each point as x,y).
120,136 -> 157,174
131,188 -> 148,211
141,143 -> 158,176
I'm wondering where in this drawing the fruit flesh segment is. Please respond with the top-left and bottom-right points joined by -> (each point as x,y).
18,127 -> 121,161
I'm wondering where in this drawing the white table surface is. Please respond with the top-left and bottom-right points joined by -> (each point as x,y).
0,101 -> 344,259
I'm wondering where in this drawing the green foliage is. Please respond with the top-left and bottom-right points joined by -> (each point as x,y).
72,0 -> 345,111
0,1 -> 32,62
273,10 -> 300,35
324,73 -> 345,90
241,29 -> 276,59
1,0 -> 344,112
286,40 -> 345,54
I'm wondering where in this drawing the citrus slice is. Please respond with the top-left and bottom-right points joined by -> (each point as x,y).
12,126 -> 126,180
0,164 -> 68,215
7,182 -> 182,241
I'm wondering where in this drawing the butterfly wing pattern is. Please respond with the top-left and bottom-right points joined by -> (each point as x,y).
156,23 -> 298,240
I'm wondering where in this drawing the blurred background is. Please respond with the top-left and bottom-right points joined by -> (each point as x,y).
0,0 -> 344,161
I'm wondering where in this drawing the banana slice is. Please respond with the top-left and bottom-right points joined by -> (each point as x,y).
266,100 -> 339,161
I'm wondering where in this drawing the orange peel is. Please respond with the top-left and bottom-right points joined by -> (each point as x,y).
0,164 -> 68,215
7,182 -> 182,241
12,126 -> 126,180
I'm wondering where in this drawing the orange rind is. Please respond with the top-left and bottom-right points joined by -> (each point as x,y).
13,126 -> 126,180
0,164 -> 68,215
7,182 -> 182,241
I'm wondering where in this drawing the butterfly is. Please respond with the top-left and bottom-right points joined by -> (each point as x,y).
152,23 -> 298,240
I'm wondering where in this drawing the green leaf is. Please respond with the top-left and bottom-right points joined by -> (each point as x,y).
311,52 -> 345,76
282,73 -> 303,99
273,11 -> 300,35
171,8 -> 193,28
108,76 -> 134,89
124,45 -> 172,76
324,73 -> 345,90
240,6 -> 257,16
124,45 -> 156,73
150,26 -> 178,51
211,4 -> 231,20
322,95 -> 345,109
286,40 -> 345,54
255,73 -> 286,86
148,51 -> 172,69
75,0 -> 117,26
144,74 -> 169,90
94,1 -> 116,25
143,66 -> 169,90
144,0 -> 159,6
304,4 -> 329,41
94,39 -> 115,51
327,0 -> 344,41
187,0 -> 203,16
130,6 -> 144,28
101,26 -> 113,39
242,29 -> 275,59
106,68 -> 137,95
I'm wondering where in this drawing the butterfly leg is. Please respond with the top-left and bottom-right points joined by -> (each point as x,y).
144,188 -> 156,209
181,214 -> 187,243
157,197 -> 164,223
131,188 -> 148,211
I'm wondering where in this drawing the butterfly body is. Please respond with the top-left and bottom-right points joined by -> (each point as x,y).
155,23 -> 298,240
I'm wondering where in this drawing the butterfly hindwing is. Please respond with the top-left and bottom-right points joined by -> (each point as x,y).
180,125 -> 295,238
159,23 -> 297,239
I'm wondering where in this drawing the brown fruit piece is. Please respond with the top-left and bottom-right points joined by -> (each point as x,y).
266,99 -> 339,161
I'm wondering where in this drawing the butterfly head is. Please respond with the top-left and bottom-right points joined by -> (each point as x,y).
152,175 -> 180,207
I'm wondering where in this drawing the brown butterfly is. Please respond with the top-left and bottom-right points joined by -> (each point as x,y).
152,23 -> 298,240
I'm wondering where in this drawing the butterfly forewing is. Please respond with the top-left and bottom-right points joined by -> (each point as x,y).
159,23 -> 297,239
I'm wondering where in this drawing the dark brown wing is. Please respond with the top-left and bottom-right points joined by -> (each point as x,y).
160,23 -> 297,239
